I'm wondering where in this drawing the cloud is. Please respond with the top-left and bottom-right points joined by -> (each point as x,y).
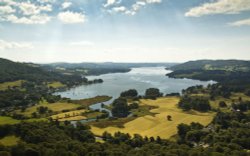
0,6 -> 15,14
112,6 -> 126,12
62,2 -> 72,9
0,40 -> 33,50
185,0 -> 250,17
0,0 -> 52,24
104,0 -> 116,7
0,0 -> 17,6
57,11 -> 86,24
69,41 -> 94,46
19,2 -> 52,15
5,14 -> 51,24
229,18 -> 250,26
106,0 -> 161,15
145,0 -> 161,4
38,0 -> 56,3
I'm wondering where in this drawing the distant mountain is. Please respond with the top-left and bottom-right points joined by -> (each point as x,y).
41,62 -> 177,76
42,62 -> 177,69
0,58 -> 82,84
170,60 -> 250,72
167,60 -> 250,91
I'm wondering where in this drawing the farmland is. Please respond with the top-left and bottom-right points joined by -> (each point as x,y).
91,97 -> 215,139
0,136 -> 20,146
0,80 -> 24,91
0,116 -> 20,125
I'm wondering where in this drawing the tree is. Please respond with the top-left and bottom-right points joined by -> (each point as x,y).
167,115 -> 172,121
145,88 -> 162,99
219,101 -> 227,107
129,103 -> 139,109
120,89 -> 138,98
178,96 -> 211,112
111,98 -> 129,118
37,106 -> 48,114
177,123 -> 191,139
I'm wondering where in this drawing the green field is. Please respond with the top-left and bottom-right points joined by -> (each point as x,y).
0,135 -> 20,146
0,116 -> 20,125
0,80 -> 24,91
91,97 -> 215,139
15,101 -> 81,117
47,81 -> 66,88
72,96 -> 112,107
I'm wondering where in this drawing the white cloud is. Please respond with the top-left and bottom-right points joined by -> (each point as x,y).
107,0 -> 161,15
38,0 -> 56,3
62,2 -> 72,9
185,0 -> 250,17
0,1 -> 52,24
69,41 -> 94,46
113,6 -> 126,12
145,0 -> 161,4
7,14 -> 51,24
0,0 -> 17,6
0,40 -> 33,50
229,18 -> 250,26
104,0 -> 116,7
58,11 -> 86,24
19,2 -> 52,15
132,1 -> 146,12
0,6 -> 15,14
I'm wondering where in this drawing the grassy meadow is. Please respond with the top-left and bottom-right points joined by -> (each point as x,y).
71,96 -> 112,107
91,97 -> 215,139
0,136 -> 20,146
0,116 -> 20,125
47,81 -> 66,88
0,80 -> 24,91
15,101 -> 81,117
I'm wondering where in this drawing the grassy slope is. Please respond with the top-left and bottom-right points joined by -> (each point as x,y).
0,135 -> 20,146
0,80 -> 24,91
0,116 -> 20,125
91,97 -> 215,139
47,81 -> 66,88
15,101 -> 81,117
72,96 -> 112,107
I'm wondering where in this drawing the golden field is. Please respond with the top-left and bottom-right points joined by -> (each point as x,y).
91,97 -> 215,139
15,101 -> 81,117
50,109 -> 87,121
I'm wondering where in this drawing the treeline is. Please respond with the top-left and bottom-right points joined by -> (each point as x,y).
0,81 -> 62,111
178,96 -> 211,112
168,66 -> 250,92
0,58 -> 84,86
0,110 -> 249,155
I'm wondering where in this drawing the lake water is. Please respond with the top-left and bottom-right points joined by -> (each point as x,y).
56,67 -> 214,101
56,67 -> 214,118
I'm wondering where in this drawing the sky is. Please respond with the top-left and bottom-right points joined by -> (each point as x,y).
0,0 -> 250,63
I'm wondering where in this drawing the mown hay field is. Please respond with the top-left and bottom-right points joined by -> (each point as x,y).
91,97 -> 215,139
50,109 -> 87,121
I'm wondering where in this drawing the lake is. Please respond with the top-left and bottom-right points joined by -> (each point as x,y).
56,67 -> 214,101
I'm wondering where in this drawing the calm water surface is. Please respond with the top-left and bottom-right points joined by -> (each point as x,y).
56,67 -> 214,117
56,67 -> 214,100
